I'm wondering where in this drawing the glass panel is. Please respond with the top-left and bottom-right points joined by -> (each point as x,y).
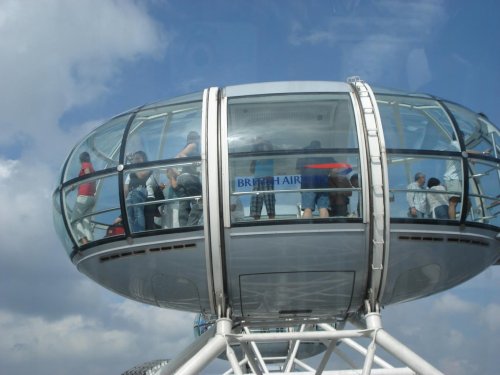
467,158 -> 500,227
124,161 -> 203,232
63,173 -> 121,246
227,93 -> 359,223
63,114 -> 131,182
228,94 -> 357,152
376,95 -> 456,151
229,152 -> 360,222
387,154 -> 463,220
124,101 -> 202,163
52,188 -> 74,255
140,92 -> 203,111
444,101 -> 497,155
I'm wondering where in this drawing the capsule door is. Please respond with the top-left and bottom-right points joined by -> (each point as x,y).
216,83 -> 371,322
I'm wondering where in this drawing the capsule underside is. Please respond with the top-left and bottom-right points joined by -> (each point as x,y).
54,81 -> 500,324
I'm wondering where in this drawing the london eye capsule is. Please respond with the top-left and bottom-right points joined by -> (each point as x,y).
53,79 -> 500,373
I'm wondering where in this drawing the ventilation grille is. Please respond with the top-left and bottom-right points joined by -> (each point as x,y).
100,243 -> 196,263
398,235 -> 488,247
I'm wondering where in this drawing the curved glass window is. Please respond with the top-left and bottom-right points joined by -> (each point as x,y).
443,101 -> 497,155
63,114 -> 131,182
52,188 -> 74,255
122,101 -> 203,233
376,95 -> 456,151
227,93 -> 360,223
140,92 -> 202,111
387,154 -> 463,220
124,101 -> 202,163
123,160 -> 203,233
467,158 -> 500,226
63,173 -> 121,246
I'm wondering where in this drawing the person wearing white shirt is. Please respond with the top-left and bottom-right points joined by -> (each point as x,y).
427,177 -> 449,219
406,172 -> 428,218
443,139 -> 462,219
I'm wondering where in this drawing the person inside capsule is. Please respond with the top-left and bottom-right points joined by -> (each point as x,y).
249,137 -> 275,220
406,172 -> 428,218
427,177 -> 449,219
176,130 -> 200,158
71,151 -> 96,245
124,151 -> 164,232
328,168 -> 352,217
350,173 -> 360,217
443,136 -> 462,219
166,131 -> 203,227
296,140 -> 335,219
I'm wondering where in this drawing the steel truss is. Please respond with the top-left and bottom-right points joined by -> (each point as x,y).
159,307 -> 444,375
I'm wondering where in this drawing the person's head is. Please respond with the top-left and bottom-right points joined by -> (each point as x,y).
132,150 -> 148,163
186,131 -> 200,144
305,140 -> 321,150
253,137 -> 273,152
414,172 -> 426,186
427,177 -> 440,188
350,173 -> 359,187
79,151 -> 91,163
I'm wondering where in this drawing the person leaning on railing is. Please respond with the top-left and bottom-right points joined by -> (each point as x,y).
406,172 -> 428,218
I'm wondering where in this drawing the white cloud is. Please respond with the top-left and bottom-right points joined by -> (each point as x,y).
0,159 -> 17,178
0,312 -> 130,362
0,303 -> 195,375
381,267 -> 500,374
0,1 -> 497,374
431,293 -> 476,315
479,303 -> 500,331
0,3 -> 172,373
407,48 -> 432,90
0,157 -> 55,247
0,0 -> 166,161
439,357 -> 479,375
288,0 -> 446,86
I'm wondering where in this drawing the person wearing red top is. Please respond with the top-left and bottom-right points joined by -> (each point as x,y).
71,152 -> 96,245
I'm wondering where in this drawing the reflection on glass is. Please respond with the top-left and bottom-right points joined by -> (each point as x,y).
64,114 -> 130,182
52,188 -> 74,255
228,94 -> 358,152
467,158 -> 500,226
444,102 -> 495,155
125,102 -> 202,163
376,95 -> 456,150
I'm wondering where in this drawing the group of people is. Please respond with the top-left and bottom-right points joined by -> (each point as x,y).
125,131 -> 203,232
70,131 -> 203,246
248,139 -> 358,220
72,135 -> 364,243
296,140 -> 355,218
406,171 -> 460,219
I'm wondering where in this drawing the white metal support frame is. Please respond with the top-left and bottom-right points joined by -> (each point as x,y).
159,302 -> 443,375
348,77 -> 391,309
203,87 -> 227,316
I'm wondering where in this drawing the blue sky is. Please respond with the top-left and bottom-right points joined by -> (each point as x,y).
0,1 -> 498,374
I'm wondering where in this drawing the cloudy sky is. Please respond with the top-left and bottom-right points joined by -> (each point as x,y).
0,0 -> 498,374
